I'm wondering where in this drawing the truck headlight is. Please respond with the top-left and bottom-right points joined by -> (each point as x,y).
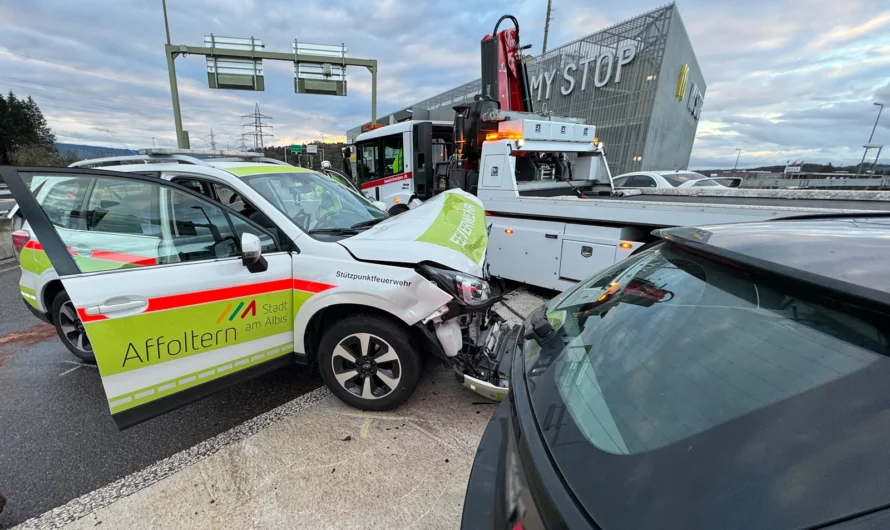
420,264 -> 491,307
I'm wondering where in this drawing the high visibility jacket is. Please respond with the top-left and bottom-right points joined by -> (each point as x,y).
393,149 -> 403,174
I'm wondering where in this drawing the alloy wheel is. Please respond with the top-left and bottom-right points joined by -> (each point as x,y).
331,333 -> 401,400
58,301 -> 92,354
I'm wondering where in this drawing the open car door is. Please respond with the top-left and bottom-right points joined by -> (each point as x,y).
2,167 -> 296,429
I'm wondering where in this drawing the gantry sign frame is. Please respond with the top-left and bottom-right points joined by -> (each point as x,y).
163,43 -> 378,148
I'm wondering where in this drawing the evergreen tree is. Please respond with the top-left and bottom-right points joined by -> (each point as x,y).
25,96 -> 56,149
0,92 -> 67,165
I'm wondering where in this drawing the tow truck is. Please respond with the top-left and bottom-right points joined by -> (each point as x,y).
349,15 -> 890,291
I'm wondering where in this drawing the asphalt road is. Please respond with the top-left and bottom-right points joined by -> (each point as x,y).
0,267 -> 324,528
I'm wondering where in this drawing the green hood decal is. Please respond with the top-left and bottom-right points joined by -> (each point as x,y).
416,193 -> 488,264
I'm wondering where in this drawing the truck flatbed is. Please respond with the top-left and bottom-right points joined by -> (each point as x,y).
489,183 -> 890,227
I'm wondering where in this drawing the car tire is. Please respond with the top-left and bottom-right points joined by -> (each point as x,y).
318,314 -> 421,411
388,204 -> 409,215
51,290 -> 96,363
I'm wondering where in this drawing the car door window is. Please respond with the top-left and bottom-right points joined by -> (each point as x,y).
211,182 -> 245,210
625,175 -> 657,187
171,178 -> 214,200
381,134 -> 404,176
228,215 -> 277,253
39,178 -> 89,228
612,176 -> 630,187
86,179 -> 161,236
358,142 -> 380,182
164,186 -> 239,263
35,176 -> 246,272
694,180 -> 719,187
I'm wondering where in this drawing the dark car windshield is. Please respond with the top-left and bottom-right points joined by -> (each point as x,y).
242,171 -> 385,236
524,243 -> 890,529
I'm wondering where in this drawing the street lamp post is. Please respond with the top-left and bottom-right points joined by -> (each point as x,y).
856,102 -> 884,177
734,148 -> 742,171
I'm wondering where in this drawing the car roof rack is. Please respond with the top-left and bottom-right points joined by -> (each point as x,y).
69,148 -> 291,169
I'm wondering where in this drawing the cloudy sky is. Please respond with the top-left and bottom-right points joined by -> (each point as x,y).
0,0 -> 888,169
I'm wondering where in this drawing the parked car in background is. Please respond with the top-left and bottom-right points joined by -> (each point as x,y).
612,170 -> 741,189
462,215 -> 890,530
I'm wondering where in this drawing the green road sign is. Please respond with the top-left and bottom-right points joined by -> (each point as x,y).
290,144 -> 302,154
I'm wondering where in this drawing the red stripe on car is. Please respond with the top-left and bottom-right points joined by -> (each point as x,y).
146,279 -> 294,313
293,279 -> 336,293
360,171 -> 413,190
91,250 -> 158,266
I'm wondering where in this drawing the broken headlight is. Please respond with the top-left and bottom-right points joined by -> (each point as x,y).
420,264 -> 492,307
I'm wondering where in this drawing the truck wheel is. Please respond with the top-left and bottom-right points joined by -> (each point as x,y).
388,204 -> 409,215
51,291 -> 96,363
318,314 -> 420,411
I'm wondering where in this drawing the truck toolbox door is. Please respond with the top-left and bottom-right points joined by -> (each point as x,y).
1,167 -> 295,429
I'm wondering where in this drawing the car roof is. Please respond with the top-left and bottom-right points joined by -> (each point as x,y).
96,161 -> 315,178
657,216 -> 890,306
652,170 -> 702,177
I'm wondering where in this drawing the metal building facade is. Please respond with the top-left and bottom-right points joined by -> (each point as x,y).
347,3 -> 705,176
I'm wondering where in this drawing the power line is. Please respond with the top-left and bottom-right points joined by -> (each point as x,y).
241,103 -> 273,152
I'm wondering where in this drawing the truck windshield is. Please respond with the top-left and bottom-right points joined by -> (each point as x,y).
242,171 -> 386,235
524,242 -> 889,527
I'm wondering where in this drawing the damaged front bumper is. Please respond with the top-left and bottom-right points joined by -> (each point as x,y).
426,304 -> 521,402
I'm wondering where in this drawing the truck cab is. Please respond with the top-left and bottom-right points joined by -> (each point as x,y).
352,120 -> 454,214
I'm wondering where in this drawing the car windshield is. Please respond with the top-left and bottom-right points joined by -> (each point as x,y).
524,242 -> 890,528
662,173 -> 702,186
242,171 -> 386,235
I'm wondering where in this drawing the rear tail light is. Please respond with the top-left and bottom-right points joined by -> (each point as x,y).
11,230 -> 30,255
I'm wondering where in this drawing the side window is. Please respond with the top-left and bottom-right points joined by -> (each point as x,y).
212,182 -> 275,230
40,179 -> 89,228
381,134 -> 404,177
164,187 -> 239,263
626,175 -> 657,188
358,142 -> 380,182
172,178 -> 214,200
229,215 -> 278,253
611,176 -> 630,187
694,180 -> 719,187
87,179 -> 160,235
212,182 -> 245,211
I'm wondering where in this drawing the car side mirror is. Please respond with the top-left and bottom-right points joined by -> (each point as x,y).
241,232 -> 268,273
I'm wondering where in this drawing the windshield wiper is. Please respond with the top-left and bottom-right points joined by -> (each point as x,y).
350,218 -> 387,229
307,227 -> 360,235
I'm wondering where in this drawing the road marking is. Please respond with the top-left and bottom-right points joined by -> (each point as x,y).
58,361 -> 99,376
58,365 -> 83,377
360,417 -> 371,438
15,385 -> 331,530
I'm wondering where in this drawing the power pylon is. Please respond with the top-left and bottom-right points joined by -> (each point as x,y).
206,129 -> 218,150
241,103 -> 273,152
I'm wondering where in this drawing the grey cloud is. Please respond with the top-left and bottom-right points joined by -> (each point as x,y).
0,0 -> 888,168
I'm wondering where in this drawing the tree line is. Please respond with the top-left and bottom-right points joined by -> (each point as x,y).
0,92 -> 77,167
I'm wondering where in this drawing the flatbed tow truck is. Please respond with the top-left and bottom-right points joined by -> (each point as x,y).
350,15 -> 890,291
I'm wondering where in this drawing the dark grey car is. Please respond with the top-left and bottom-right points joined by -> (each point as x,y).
463,216 -> 890,530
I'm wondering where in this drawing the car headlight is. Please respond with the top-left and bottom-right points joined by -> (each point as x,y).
420,264 -> 491,307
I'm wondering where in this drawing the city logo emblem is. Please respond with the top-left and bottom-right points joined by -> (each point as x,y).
216,300 -> 257,324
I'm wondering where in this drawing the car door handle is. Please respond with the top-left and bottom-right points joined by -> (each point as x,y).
85,300 -> 148,316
